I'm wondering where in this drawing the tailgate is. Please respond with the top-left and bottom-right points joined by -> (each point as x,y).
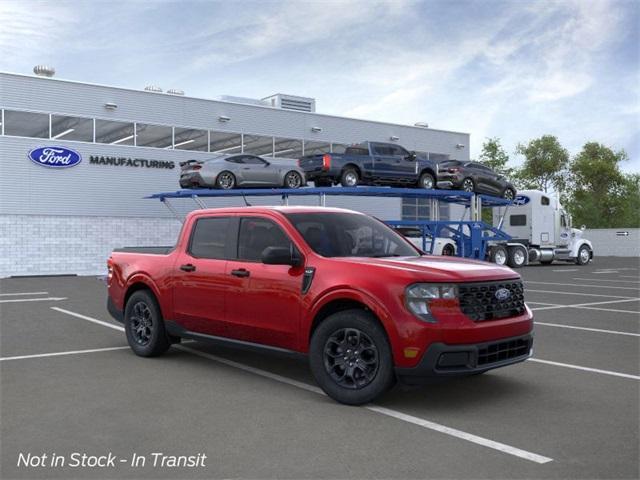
298,154 -> 325,171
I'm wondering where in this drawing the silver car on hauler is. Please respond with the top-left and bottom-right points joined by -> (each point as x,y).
179,154 -> 306,189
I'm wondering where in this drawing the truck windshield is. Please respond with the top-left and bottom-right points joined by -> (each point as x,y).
284,212 -> 420,258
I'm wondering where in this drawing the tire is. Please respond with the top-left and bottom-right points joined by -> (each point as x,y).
216,171 -> 236,189
461,177 -> 475,192
284,170 -> 303,189
418,172 -> 435,190
442,243 -> 455,256
489,245 -> 508,266
503,188 -> 516,201
576,245 -> 591,265
340,168 -> 359,187
309,309 -> 395,405
124,290 -> 171,357
507,246 -> 527,268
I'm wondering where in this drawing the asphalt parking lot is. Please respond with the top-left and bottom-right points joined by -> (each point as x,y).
1,256 -> 638,479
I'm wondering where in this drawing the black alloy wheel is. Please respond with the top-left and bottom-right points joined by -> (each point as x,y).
130,301 -> 153,346
284,171 -> 303,189
216,171 -> 236,189
462,178 -> 475,192
124,290 -> 171,357
323,328 -> 379,390
309,309 -> 395,405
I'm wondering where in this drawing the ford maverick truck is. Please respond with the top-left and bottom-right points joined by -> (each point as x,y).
298,142 -> 439,189
107,206 -> 534,405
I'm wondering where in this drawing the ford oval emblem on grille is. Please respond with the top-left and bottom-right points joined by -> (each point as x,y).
495,288 -> 511,301
28,146 -> 82,169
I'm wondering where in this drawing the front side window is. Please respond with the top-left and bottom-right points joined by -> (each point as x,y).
189,217 -> 230,259
541,196 -> 550,206
238,218 -> 292,262
285,212 -> 419,258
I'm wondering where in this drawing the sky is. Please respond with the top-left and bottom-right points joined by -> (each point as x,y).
1,0 -> 638,172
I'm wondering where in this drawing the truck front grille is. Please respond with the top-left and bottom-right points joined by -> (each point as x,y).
459,280 -> 525,321
477,337 -> 531,365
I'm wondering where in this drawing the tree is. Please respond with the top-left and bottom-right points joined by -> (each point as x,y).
565,142 -> 638,228
515,135 -> 569,193
479,137 -> 512,176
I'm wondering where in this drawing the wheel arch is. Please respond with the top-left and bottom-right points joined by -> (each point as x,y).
305,290 -> 397,359
341,163 -> 362,177
419,167 -> 436,179
123,276 -> 165,318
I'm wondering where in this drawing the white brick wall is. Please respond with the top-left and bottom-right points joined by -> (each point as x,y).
0,215 -> 182,277
584,228 -> 640,257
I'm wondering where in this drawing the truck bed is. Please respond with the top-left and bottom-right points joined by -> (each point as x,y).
112,246 -> 174,254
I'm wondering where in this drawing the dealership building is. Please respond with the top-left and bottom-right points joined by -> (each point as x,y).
0,69 -> 470,277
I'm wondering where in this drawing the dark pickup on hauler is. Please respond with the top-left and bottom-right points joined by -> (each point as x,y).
298,141 -> 439,189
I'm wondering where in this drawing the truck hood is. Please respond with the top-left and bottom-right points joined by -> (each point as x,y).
332,255 -> 519,283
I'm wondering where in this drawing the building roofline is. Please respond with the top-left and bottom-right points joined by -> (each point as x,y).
0,71 -> 470,137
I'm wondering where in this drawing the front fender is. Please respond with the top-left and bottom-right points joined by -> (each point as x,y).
303,287 -> 399,355
570,239 -> 593,257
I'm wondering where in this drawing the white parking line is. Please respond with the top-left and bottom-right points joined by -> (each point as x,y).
530,298 -> 640,312
526,289 -> 637,299
572,278 -> 640,284
47,307 -> 553,464
574,306 -> 640,315
525,281 -> 640,291
181,346 -> 553,464
0,291 -> 49,296
621,275 -> 640,279
535,322 -> 640,337
0,346 -> 129,362
528,358 -> 640,381
593,271 -> 619,274
552,269 -> 579,272
51,307 -> 124,331
0,297 -> 67,303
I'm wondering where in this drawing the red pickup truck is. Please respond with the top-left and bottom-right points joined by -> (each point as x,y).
107,206 -> 533,405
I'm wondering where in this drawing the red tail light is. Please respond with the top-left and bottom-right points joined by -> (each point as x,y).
297,159 -> 301,167
322,154 -> 332,171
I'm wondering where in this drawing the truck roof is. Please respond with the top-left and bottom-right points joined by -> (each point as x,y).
185,205 -> 362,219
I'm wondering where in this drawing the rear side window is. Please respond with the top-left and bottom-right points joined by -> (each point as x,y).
510,215 -> 527,226
345,147 -> 369,156
238,217 -> 292,262
189,217 -> 231,259
541,196 -> 550,205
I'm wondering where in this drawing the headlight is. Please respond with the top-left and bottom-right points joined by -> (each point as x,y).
405,284 -> 458,323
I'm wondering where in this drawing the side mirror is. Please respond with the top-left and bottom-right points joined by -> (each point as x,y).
581,225 -> 586,231
261,246 -> 302,267
407,151 -> 417,161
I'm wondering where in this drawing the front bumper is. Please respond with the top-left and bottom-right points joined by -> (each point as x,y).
395,333 -> 533,384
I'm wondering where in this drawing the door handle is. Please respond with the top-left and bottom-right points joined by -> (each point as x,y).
180,264 -> 196,272
231,268 -> 250,278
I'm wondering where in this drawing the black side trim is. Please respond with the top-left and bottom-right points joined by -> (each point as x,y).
301,267 -> 316,294
107,297 -> 124,323
396,333 -> 533,384
165,321 -> 304,359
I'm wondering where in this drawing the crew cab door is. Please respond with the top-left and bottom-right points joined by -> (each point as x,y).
371,143 -> 415,181
224,216 -> 304,350
172,216 -> 235,336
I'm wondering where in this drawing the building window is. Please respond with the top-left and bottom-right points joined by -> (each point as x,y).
135,123 -> 173,148
273,137 -> 303,159
173,127 -> 208,151
243,134 -> 274,156
304,141 -> 331,155
210,131 -> 243,154
51,114 -> 93,142
95,119 -> 135,145
3,110 -> 49,138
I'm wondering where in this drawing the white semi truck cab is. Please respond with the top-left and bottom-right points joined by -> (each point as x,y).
490,190 -> 593,268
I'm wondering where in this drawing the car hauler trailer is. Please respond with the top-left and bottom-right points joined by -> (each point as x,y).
489,190 -> 593,267
147,186 -> 513,264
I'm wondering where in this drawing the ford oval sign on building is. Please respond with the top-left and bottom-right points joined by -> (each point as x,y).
28,146 -> 82,168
